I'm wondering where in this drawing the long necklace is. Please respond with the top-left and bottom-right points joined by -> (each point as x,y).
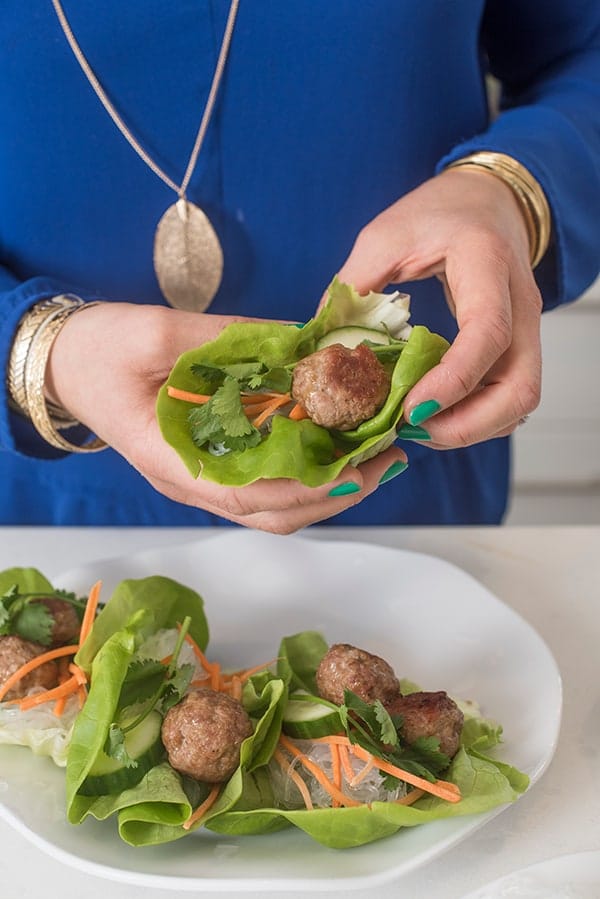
51,0 -> 239,312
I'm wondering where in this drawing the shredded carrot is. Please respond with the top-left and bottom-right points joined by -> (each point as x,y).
18,675 -> 81,711
0,644 -> 80,704
230,675 -> 242,701
237,657 -> 279,683
278,734 -> 362,808
395,788 -> 425,806
209,662 -> 222,691
339,744 -> 355,783
182,784 -> 221,831
330,742 -> 342,808
183,632 -> 213,674
273,747 -> 314,810
167,386 -> 212,404
190,676 -> 212,688
288,402 -> 309,421
350,755 -> 375,787
251,393 -> 291,428
76,685 -> 87,708
78,580 -> 102,647
53,695 -> 67,717
68,663 -> 88,686
351,744 -> 461,803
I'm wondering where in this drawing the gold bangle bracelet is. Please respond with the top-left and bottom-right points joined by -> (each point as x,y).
8,295 -> 107,453
445,151 -> 551,268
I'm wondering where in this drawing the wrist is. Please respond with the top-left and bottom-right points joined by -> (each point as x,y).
7,295 -> 107,453
444,151 -> 551,268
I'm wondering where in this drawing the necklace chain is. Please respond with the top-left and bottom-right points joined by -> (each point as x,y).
51,0 -> 240,199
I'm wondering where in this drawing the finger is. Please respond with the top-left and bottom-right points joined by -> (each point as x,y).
231,447 -> 410,533
403,236 -> 514,425
401,267 -> 542,447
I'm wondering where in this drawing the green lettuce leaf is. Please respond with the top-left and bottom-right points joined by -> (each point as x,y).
76,575 -> 209,672
157,280 -> 449,486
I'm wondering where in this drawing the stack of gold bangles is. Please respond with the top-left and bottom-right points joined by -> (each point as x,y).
7,294 -> 106,452
445,151 -> 551,269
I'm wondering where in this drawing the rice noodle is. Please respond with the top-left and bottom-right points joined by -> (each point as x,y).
270,738 -> 408,809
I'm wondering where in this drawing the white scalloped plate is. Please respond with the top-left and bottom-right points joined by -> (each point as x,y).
0,531 -> 562,892
463,851 -> 600,898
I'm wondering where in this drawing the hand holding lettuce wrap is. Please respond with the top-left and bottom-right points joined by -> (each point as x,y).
157,280 -> 449,488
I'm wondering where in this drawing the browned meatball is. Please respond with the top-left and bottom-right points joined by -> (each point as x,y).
0,635 -> 59,700
385,690 -> 464,758
161,688 -> 253,783
32,598 -> 81,646
291,343 -> 391,430
316,643 -> 400,707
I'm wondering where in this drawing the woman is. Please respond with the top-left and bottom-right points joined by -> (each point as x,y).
1,1 -> 599,531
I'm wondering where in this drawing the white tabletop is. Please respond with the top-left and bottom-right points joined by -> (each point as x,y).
0,525 -> 598,898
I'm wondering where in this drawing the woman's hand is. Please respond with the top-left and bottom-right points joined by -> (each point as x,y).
45,303 -> 407,533
336,167 -> 544,447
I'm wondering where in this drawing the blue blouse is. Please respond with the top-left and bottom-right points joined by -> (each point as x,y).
1,1 -> 599,526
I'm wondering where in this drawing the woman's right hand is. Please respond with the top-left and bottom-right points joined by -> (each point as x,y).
45,302 -> 407,533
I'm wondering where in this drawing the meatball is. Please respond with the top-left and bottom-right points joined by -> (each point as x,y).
291,343 -> 391,431
161,688 -> 253,783
316,643 -> 400,707
32,597 -> 81,646
0,635 -> 59,700
385,690 -> 464,758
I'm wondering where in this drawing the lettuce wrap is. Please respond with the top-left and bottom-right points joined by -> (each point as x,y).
65,578 -> 287,846
203,631 -> 529,849
157,280 -> 449,486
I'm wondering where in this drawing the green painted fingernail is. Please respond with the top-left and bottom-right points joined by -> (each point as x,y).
328,481 -> 361,497
409,400 -> 440,426
378,460 -> 408,484
396,423 -> 431,440
293,322 -> 306,328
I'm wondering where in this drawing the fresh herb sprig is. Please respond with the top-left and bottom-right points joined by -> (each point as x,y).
0,585 -> 87,645
104,617 -> 194,768
339,690 -> 450,788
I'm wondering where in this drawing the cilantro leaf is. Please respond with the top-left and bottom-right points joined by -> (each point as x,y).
119,659 -> 166,709
12,602 -> 54,645
161,662 -> 194,714
104,723 -> 138,768
189,377 -> 261,452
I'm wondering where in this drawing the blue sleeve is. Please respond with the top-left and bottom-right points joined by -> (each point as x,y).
437,0 -> 600,310
0,267 -> 102,458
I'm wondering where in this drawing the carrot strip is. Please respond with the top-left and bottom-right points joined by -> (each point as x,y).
183,633 -> 213,675
78,580 -> 102,647
251,394 -> 291,428
182,784 -> 221,831
273,748 -> 313,810
395,788 -> 425,806
68,663 -> 88,686
237,657 -> 279,683
53,695 -> 67,717
0,644 -> 80,703
230,675 -> 242,701
167,386 -> 212,404
351,744 -> 461,803
308,734 -> 352,746
190,676 -> 212,688
339,744 -> 355,783
278,735 -> 361,808
330,742 -> 342,808
350,755 -> 375,787
209,662 -> 222,691
18,675 -> 80,711
288,402 -> 309,421
77,685 -> 88,708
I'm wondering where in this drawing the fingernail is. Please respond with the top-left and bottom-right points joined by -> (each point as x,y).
409,400 -> 440,426
378,460 -> 408,484
292,322 -> 306,329
328,481 -> 361,497
396,423 -> 431,440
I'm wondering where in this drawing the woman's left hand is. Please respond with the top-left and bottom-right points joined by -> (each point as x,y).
335,167 -> 544,447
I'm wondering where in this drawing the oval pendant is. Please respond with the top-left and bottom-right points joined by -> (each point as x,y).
153,199 -> 224,312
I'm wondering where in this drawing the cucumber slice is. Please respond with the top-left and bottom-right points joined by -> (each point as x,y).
282,694 -> 342,739
316,326 -> 391,350
79,709 -> 165,796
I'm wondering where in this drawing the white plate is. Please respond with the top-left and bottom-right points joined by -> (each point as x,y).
0,531 -> 562,892
462,850 -> 600,898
